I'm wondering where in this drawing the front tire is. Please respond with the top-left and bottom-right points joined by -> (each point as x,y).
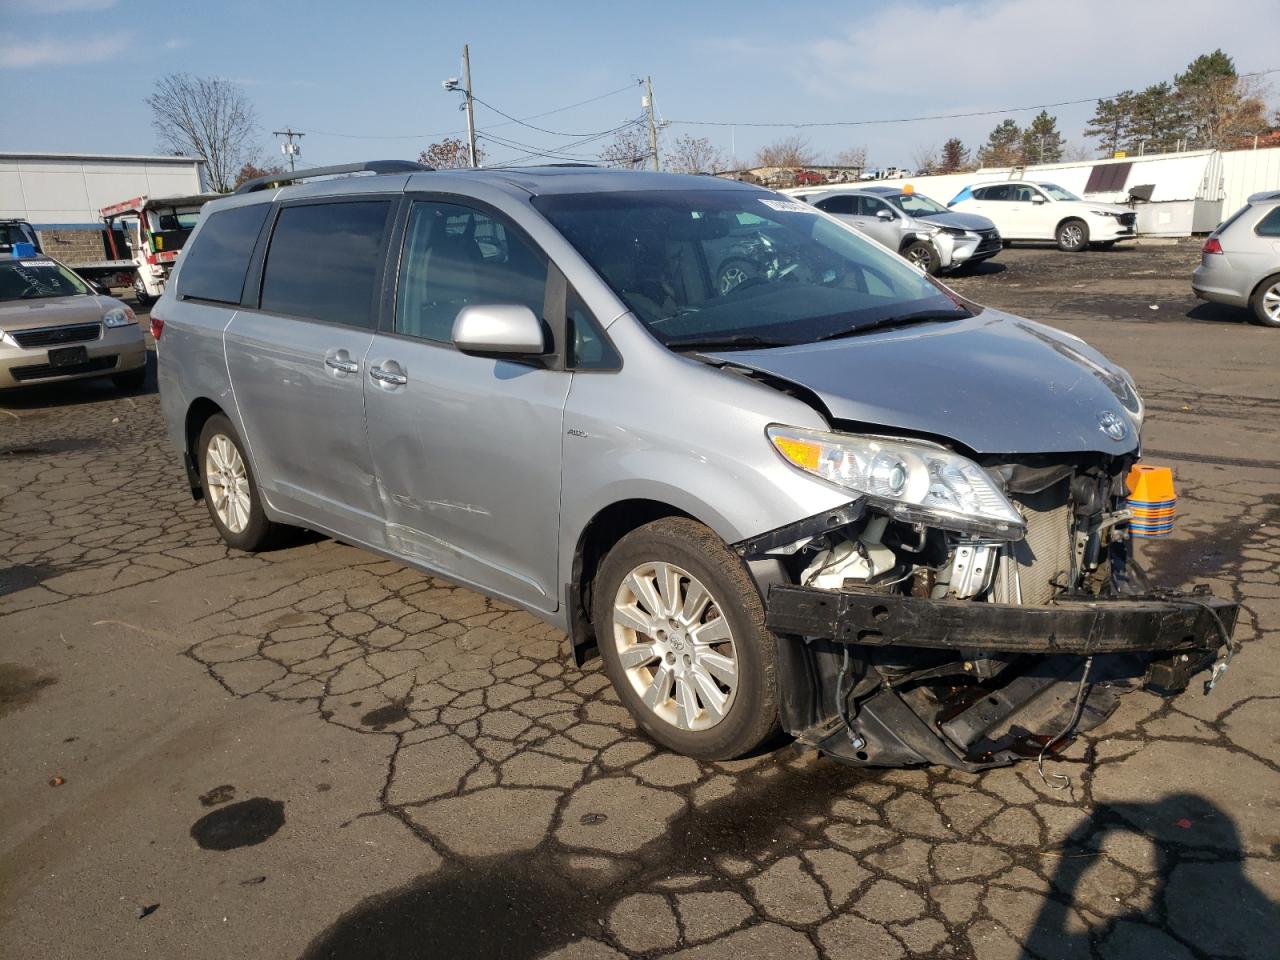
133,275 -> 155,307
1249,275 -> 1280,327
197,414 -> 276,551
1056,219 -> 1089,252
593,517 -> 779,760
902,240 -> 940,274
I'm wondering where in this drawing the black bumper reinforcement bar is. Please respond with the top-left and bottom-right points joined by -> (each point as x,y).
765,585 -> 1239,654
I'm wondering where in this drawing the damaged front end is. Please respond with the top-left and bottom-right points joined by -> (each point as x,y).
739,448 -> 1239,772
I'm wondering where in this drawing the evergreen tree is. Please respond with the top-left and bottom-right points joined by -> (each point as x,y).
1126,82 -> 1185,154
1176,49 -> 1267,149
978,119 -> 1022,167
1084,91 -> 1135,156
939,137 -> 969,173
1021,111 -> 1064,164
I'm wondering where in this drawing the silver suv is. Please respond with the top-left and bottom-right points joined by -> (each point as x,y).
1192,190 -> 1280,327
156,161 -> 1237,771
792,185 -> 1001,273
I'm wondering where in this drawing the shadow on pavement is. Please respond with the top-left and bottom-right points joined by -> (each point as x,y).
1028,793 -> 1278,960
1184,302 -> 1253,326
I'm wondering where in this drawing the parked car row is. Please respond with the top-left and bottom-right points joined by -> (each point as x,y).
142,160 -> 1237,772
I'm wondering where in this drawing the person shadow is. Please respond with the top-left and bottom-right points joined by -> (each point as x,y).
1026,793 -> 1279,959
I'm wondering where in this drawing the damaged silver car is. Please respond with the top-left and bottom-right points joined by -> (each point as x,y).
156,162 -> 1238,771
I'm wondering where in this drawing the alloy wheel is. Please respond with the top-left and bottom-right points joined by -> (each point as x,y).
1061,224 -> 1084,248
205,434 -> 251,534
907,246 -> 932,268
1264,282 -> 1280,323
612,561 -> 738,731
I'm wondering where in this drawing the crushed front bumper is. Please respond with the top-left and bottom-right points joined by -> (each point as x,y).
766,585 -> 1239,771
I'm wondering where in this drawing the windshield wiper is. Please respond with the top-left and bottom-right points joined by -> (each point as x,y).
664,333 -> 794,352
815,309 -> 966,342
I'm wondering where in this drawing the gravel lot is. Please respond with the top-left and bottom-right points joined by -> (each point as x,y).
2,242 -> 1277,959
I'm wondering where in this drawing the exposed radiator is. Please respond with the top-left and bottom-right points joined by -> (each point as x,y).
993,480 -> 1074,605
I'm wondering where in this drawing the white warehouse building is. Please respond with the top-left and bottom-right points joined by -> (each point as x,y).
0,151 -> 207,229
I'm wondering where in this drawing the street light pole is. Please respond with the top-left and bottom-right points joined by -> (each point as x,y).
462,44 -> 478,169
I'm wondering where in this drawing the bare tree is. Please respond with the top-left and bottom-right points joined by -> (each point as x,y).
755,135 -> 817,168
600,125 -> 652,169
418,137 -> 483,169
147,74 -> 258,193
831,146 -> 867,169
665,134 -> 725,174
1061,141 -> 1095,162
910,143 -> 939,174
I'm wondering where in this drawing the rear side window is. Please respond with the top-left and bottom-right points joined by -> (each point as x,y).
814,195 -> 854,215
260,200 -> 391,327
177,204 -> 271,304
1255,207 -> 1280,237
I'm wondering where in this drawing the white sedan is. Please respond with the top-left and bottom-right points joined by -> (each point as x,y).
948,181 -> 1137,252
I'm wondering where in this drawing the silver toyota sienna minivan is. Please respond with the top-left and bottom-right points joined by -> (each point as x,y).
156,161 -> 1237,771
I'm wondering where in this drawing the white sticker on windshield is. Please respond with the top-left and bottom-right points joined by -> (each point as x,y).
16,260 -> 56,268
758,198 -> 815,214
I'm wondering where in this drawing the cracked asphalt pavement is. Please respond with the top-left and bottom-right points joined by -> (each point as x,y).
2,243 -> 1278,959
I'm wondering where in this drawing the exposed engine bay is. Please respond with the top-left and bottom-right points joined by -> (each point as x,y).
738,454 -> 1239,771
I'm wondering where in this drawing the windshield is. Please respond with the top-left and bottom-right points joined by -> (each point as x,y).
149,209 -> 202,230
533,189 -> 969,348
1038,183 -> 1080,201
891,193 -> 949,216
0,259 -> 91,301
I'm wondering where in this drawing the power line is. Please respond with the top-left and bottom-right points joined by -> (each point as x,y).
482,117 -> 647,166
472,94 -> 639,138
668,67 -> 1280,130
296,79 -> 641,141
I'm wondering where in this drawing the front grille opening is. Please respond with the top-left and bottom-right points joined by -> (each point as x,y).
12,323 -> 102,348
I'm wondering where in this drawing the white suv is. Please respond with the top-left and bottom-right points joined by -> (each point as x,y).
949,181 -> 1137,252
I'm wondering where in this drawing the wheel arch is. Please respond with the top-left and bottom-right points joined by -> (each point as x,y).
183,396 -> 225,497
566,498 -> 695,667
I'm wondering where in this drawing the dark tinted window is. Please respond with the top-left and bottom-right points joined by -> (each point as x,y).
396,200 -> 546,343
567,291 -> 620,370
860,195 -> 893,218
981,185 -> 1012,201
814,195 -> 854,215
260,201 -> 391,326
178,203 -> 271,304
1255,206 -> 1280,237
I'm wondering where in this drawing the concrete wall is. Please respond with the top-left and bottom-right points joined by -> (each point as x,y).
0,153 -> 206,227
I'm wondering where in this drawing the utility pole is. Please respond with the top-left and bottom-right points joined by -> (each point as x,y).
273,127 -> 304,172
462,44 -> 478,168
644,76 -> 660,171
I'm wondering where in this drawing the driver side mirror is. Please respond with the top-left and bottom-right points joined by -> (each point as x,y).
452,304 -> 547,359
875,208 -> 894,221
1030,195 -> 1047,204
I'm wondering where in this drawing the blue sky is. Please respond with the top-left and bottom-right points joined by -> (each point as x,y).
2,0 -> 1277,171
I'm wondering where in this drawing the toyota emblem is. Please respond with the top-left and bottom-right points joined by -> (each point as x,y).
1098,411 -> 1128,441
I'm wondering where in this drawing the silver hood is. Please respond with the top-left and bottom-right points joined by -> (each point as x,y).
914,210 -> 997,232
709,310 -> 1142,456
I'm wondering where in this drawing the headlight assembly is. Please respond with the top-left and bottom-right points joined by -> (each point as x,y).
103,306 -> 136,328
1088,209 -> 1119,218
767,425 -> 1025,539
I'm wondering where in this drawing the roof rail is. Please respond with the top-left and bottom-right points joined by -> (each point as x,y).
233,160 -> 434,195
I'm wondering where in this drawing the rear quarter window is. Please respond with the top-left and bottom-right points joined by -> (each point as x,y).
1254,206 -> 1280,237
177,203 -> 271,304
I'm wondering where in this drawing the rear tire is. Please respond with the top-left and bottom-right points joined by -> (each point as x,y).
1249,274 -> 1280,327
902,240 -> 940,274
197,414 -> 276,551
111,367 -> 146,392
1056,219 -> 1089,252
592,517 -> 779,760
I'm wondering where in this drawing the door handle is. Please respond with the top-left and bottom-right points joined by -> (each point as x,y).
325,356 -> 359,374
370,365 -> 408,386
